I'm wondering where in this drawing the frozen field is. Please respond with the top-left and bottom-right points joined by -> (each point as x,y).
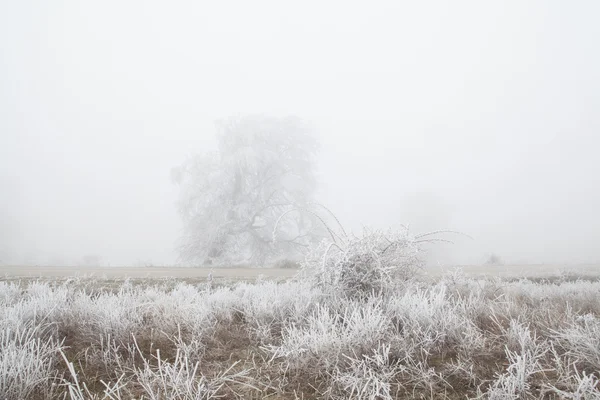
1,263 -> 598,281
0,265 -> 298,280
2,257 -> 600,399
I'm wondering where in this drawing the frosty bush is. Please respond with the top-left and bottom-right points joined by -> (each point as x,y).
299,227 -> 449,298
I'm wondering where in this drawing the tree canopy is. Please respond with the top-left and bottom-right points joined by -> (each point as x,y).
173,115 -> 324,265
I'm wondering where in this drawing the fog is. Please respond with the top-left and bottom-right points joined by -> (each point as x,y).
1,1 -> 599,267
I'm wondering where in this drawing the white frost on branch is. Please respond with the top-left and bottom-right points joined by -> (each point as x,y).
173,115 -> 325,265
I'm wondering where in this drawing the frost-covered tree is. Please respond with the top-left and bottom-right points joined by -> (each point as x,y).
172,115 -> 324,265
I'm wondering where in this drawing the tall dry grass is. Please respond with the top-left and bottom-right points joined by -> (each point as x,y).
1,229 -> 599,399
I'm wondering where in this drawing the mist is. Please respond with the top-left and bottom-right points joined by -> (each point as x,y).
1,1 -> 599,267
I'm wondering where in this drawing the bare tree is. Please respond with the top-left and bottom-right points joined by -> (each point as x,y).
173,115 -> 324,265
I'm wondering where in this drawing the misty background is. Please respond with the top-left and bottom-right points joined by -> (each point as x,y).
1,1 -> 599,267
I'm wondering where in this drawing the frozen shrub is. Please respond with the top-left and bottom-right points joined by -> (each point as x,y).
300,227 -> 428,298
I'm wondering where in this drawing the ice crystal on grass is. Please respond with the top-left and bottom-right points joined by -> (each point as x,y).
0,324 -> 62,400
266,299 -> 391,374
478,321 -> 549,399
3,265 -> 600,400
553,313 -> 600,370
330,343 -> 398,400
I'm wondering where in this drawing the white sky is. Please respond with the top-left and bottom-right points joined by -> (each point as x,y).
1,1 -> 599,266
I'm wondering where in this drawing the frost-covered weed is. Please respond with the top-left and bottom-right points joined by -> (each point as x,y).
134,348 -> 223,400
548,369 -> 600,399
505,320 -> 540,354
267,299 -> 391,373
504,279 -> 600,303
552,313 -> 600,370
65,289 -> 146,342
478,320 -> 548,399
2,271 -> 600,399
0,323 -> 62,400
0,282 -> 71,333
231,280 -> 322,343
479,346 -> 547,399
78,333 -> 132,383
385,284 -> 480,354
330,343 -> 398,400
60,348 -> 127,400
138,283 -> 215,341
0,281 -> 22,306
504,279 -> 600,319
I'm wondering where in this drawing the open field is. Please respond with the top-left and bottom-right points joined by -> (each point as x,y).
427,263 -> 600,280
2,265 -> 600,399
0,265 -> 298,281
2,233 -> 600,400
2,273 -> 600,399
1,263 -> 599,281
